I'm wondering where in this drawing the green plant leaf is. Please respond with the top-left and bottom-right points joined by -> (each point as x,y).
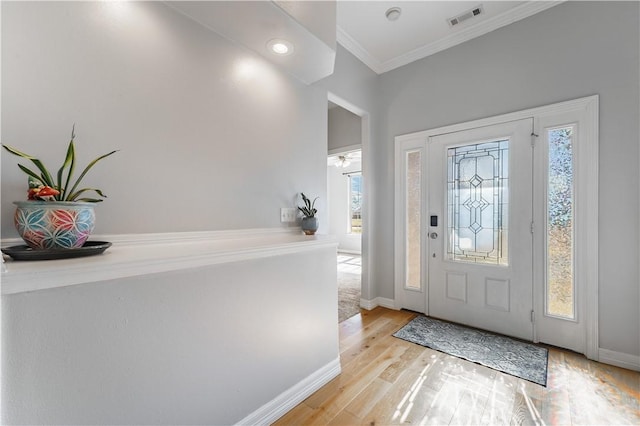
2,144 -> 35,159
74,198 -> 104,203
65,150 -> 118,201
68,187 -> 106,201
17,164 -> 45,186
2,144 -> 55,187
298,193 -> 320,218
57,139 -> 75,200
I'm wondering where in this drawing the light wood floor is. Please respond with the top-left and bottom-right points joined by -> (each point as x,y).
275,307 -> 640,425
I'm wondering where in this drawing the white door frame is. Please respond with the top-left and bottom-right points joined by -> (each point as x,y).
394,95 -> 599,360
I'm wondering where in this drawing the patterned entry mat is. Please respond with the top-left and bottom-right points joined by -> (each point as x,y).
393,316 -> 548,386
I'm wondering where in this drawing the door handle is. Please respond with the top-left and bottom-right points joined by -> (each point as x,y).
430,232 -> 438,239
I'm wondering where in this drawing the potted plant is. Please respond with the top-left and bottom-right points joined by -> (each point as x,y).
298,192 -> 319,235
2,126 -> 117,249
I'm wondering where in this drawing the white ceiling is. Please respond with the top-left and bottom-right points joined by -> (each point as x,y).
167,1 -> 336,84
336,1 -> 563,74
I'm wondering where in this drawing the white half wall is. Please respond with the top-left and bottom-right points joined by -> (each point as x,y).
2,234 -> 339,425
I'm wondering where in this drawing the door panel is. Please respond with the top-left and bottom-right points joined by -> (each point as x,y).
428,119 -> 534,340
534,113 -> 588,354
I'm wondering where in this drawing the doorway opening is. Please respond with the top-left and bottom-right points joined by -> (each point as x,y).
337,252 -> 361,323
328,148 -> 362,322
327,148 -> 362,254
327,93 -> 370,323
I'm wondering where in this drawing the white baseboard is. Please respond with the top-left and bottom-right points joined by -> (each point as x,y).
360,297 -> 397,311
337,249 -> 361,255
598,348 -> 640,372
236,357 -> 341,425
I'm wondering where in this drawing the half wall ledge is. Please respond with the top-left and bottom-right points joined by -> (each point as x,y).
1,228 -> 337,295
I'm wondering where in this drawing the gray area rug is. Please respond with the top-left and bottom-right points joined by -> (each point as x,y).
338,271 -> 361,323
393,316 -> 548,386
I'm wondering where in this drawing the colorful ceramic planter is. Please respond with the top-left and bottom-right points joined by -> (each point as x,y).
13,201 -> 96,249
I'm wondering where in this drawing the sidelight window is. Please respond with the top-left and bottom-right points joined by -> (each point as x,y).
546,126 -> 575,319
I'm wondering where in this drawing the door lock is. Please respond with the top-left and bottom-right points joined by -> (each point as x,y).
430,232 -> 438,239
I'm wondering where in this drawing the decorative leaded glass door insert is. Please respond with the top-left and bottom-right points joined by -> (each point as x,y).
428,119 -> 534,341
447,141 -> 508,265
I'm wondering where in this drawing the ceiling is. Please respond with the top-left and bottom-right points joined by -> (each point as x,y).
336,1 -> 563,74
167,1 -> 336,84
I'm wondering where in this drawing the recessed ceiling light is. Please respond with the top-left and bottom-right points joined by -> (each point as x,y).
385,7 -> 402,22
267,39 -> 294,56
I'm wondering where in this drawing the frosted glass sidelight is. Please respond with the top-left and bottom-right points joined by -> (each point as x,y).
406,151 -> 421,289
447,141 -> 508,265
546,127 -> 575,319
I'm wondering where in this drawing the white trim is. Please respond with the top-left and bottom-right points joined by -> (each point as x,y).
376,297 -> 397,310
338,2 -> 563,75
1,227 -> 299,248
236,357 -> 341,425
337,248 -> 361,255
598,349 -> 640,372
328,144 -> 361,156
395,96 -> 598,144
1,229 -> 338,295
582,97 -> 600,360
360,297 -> 396,311
336,26 -> 385,74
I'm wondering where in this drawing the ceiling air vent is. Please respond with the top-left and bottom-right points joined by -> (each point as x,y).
448,5 -> 484,27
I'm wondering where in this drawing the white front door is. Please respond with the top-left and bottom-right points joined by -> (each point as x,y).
427,119 -> 534,340
394,96 -> 598,356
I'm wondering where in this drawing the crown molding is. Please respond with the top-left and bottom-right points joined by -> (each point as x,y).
339,1 -> 564,75
336,25 -> 385,74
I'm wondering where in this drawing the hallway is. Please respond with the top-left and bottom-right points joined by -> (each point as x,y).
338,253 -> 361,323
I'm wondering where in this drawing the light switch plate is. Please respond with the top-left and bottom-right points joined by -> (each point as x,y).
280,207 -> 297,223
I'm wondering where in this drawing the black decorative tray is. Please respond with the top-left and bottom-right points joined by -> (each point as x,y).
1,241 -> 112,261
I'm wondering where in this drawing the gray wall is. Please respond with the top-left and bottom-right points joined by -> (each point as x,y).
317,45 -> 380,300
377,1 -> 639,356
1,1 -> 328,236
328,106 -> 361,152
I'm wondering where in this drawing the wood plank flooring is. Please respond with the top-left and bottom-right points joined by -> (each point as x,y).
274,307 -> 640,425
